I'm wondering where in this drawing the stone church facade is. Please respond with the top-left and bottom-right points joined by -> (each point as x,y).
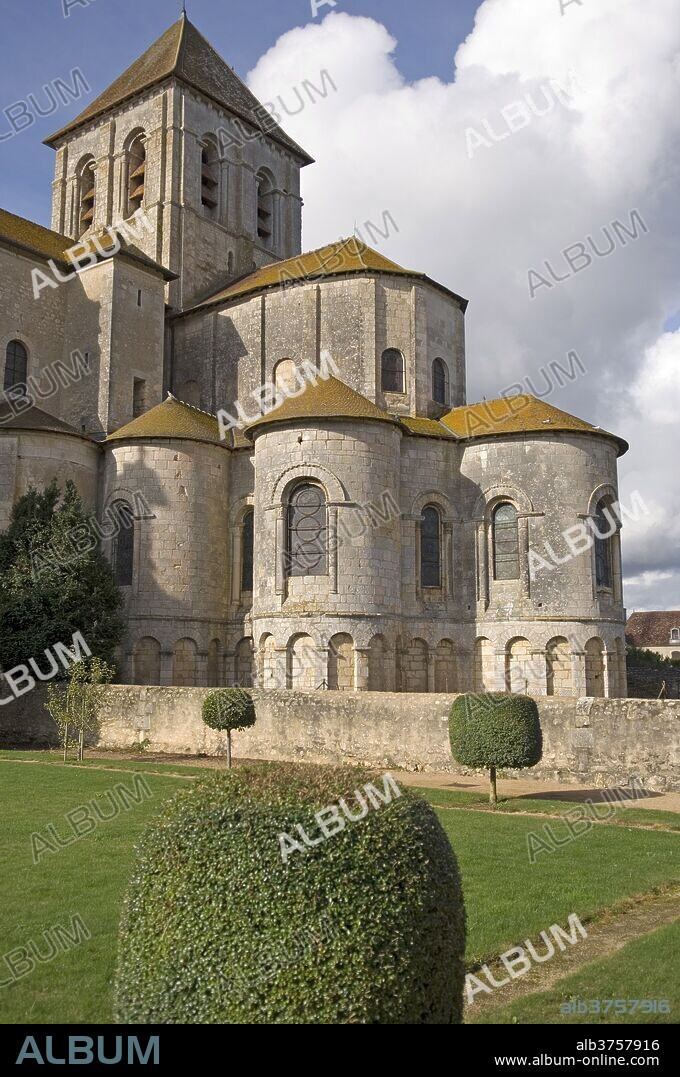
0,15 -> 628,697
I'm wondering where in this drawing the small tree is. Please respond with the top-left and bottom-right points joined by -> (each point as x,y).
45,657 -> 115,761
449,693 -> 542,805
202,688 -> 256,768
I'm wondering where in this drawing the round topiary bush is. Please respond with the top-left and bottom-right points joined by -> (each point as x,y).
113,762 -> 466,1024
202,688 -> 256,767
449,693 -> 542,804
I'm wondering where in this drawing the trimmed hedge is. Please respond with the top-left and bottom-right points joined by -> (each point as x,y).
449,693 -> 542,770
113,762 -> 466,1025
202,688 -> 256,732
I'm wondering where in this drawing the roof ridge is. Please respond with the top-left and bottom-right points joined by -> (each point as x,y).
165,391 -> 217,421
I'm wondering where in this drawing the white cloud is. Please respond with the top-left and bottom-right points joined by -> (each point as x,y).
248,2 -> 680,609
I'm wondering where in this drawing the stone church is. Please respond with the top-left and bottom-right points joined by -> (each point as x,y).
0,15 -> 629,697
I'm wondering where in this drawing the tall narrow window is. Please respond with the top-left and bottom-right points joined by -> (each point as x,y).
287,483 -> 327,577
241,510 -> 254,592
256,169 -> 274,246
201,138 -> 219,217
112,502 -> 134,586
381,348 -> 405,393
421,505 -> 441,588
132,378 -> 146,418
432,358 -> 449,405
126,132 -> 146,217
77,155 -> 96,236
4,340 -> 28,390
493,503 -> 520,580
594,498 -> 613,589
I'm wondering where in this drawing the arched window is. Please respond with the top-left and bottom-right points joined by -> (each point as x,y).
593,498 -> 614,589
420,505 -> 441,588
432,358 -> 449,405
4,340 -> 28,391
671,628 -> 680,642
273,358 -> 299,395
287,483 -> 327,577
111,502 -> 134,586
76,155 -> 96,236
493,502 -> 520,580
256,169 -> 275,246
201,138 -> 219,217
381,348 -> 405,393
126,131 -> 146,217
241,510 -> 254,592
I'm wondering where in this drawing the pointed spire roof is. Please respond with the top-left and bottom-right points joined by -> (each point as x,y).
245,375 -> 399,436
45,17 -> 313,163
106,394 -> 228,448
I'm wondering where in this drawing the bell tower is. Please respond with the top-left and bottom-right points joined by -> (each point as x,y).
45,14 -> 313,308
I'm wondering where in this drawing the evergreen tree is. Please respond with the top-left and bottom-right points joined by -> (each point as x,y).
0,480 -> 124,673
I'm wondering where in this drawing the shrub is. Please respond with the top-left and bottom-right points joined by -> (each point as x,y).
113,762 -> 466,1024
449,693 -> 542,805
202,688 -> 256,767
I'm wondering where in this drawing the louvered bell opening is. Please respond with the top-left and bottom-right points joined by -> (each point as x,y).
257,227 -> 271,238
130,184 -> 145,200
201,193 -> 218,208
257,207 -> 271,220
201,169 -> 218,186
83,188 -> 95,202
81,207 -> 94,223
130,163 -> 146,181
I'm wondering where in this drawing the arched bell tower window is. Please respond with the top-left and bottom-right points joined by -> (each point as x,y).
493,502 -> 520,580
111,502 -> 134,586
381,349 -> 405,394
256,169 -> 275,247
286,483 -> 327,577
201,137 -> 219,218
420,505 -> 442,588
241,510 -> 254,592
593,498 -> 614,589
126,131 -> 146,217
76,155 -> 96,236
432,357 -> 449,405
4,340 -> 28,391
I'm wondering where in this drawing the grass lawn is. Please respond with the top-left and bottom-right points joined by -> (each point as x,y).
0,755 -> 677,1024
433,808 -> 679,964
472,920 -> 680,1024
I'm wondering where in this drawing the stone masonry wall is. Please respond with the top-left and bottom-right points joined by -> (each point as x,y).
3,688 -> 677,792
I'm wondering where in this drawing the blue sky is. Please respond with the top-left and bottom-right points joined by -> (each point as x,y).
0,0 -> 482,227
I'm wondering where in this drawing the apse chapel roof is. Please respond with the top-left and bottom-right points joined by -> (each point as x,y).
179,239 -> 469,317
44,15 -> 313,164
106,395 -> 230,448
0,404 -> 94,441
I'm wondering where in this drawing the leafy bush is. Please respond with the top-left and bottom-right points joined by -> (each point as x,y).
113,762 -> 466,1024
202,688 -> 256,767
449,693 -> 542,804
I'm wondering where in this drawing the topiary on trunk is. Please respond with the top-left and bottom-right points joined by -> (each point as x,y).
113,762 -> 466,1024
202,688 -> 256,767
449,693 -> 542,805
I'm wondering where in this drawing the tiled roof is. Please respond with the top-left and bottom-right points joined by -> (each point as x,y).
245,375 -> 398,435
0,207 -> 175,279
106,394 -> 228,448
626,612 -> 680,648
181,238 -> 426,313
45,16 -> 313,164
399,416 -> 458,439
0,404 -> 90,439
441,395 -> 628,455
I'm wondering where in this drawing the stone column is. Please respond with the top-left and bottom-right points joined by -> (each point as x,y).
160,649 -> 173,687
355,647 -> 370,692
572,650 -> 587,696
